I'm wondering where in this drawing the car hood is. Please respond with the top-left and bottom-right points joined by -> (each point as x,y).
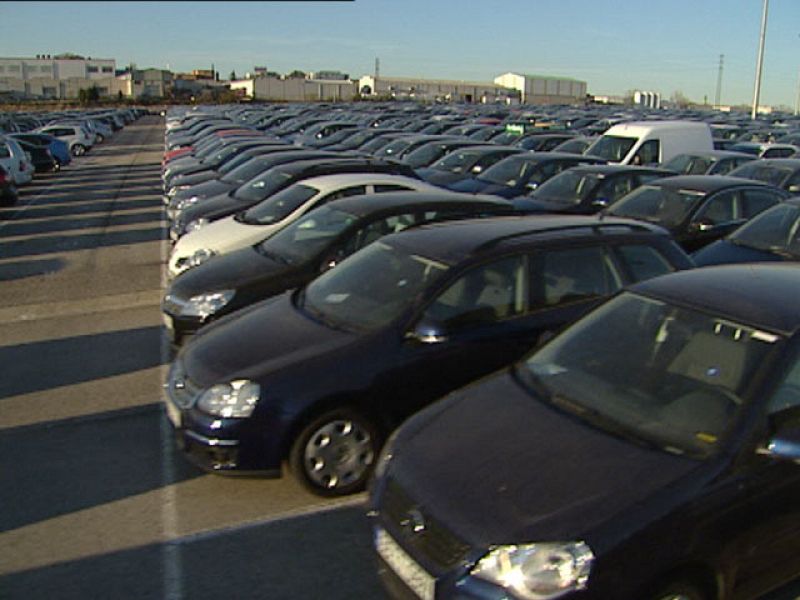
169,169 -> 219,189
170,215 -> 278,267
169,245 -> 292,298
173,180 -> 235,203
181,293 -> 354,385
389,370 -> 701,548
521,196 -> 581,213
692,239 -> 788,267
446,178 -> 492,194
414,168 -> 472,187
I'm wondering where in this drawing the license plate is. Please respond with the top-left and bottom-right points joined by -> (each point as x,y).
165,398 -> 181,428
375,528 -> 435,600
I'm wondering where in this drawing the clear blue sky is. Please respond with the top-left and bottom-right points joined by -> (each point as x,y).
1,0 -> 799,107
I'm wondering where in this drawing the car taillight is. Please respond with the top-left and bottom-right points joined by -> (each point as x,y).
0,170 -> 6,184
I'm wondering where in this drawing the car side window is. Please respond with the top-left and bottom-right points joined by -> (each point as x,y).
615,244 -> 676,282
693,191 -> 738,225
318,185 -> 367,204
423,255 -> 527,330
341,213 -> 417,255
632,140 -> 660,165
598,175 -> 635,202
532,246 -> 622,308
740,189 -> 782,218
767,356 -> 800,417
373,184 -> 414,193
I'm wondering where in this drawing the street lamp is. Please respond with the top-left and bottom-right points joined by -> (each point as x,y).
751,0 -> 769,120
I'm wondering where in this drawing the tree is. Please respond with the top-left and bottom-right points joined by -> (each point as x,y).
671,90 -> 691,109
230,70 -> 237,81
287,70 -> 306,79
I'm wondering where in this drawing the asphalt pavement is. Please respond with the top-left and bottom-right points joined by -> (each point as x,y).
0,116 -> 383,600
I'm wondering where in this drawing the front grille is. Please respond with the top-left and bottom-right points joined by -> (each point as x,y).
382,477 -> 470,571
167,360 -> 203,408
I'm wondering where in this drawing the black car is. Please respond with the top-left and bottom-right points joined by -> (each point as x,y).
170,157 -> 420,240
728,158 -> 800,193
513,132 -> 577,152
448,152 -> 606,199
163,215 -> 692,495
693,198 -> 800,266
369,263 -> 800,600
523,164 -> 676,213
0,164 -> 18,206
605,175 -> 789,252
162,191 -> 515,344
15,138 -> 59,172
661,150 -> 756,176
414,145 -> 523,187
401,139 -> 484,169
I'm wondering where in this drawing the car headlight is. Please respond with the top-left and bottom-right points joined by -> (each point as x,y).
471,541 -> 594,600
196,380 -> 260,418
185,218 -> 209,233
168,185 -> 190,198
373,428 -> 399,481
176,196 -> 200,211
181,290 -> 234,318
174,248 -> 217,273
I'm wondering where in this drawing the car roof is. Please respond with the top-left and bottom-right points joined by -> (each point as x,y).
647,174 -> 777,192
326,190 -> 511,217
747,158 -> 800,168
381,214 -> 668,265
672,150 -> 757,160
292,171 -> 431,190
631,264 -> 800,335
560,164 -> 672,176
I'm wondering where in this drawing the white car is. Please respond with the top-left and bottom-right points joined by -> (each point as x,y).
0,135 -> 35,185
168,173 -> 439,278
38,124 -> 94,157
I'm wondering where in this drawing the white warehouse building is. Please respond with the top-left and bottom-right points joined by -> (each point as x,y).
493,72 -> 587,105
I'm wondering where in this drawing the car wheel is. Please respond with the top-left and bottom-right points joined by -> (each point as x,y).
96,134 -> 105,143
652,581 -> 707,600
71,144 -> 85,157
289,408 -> 381,497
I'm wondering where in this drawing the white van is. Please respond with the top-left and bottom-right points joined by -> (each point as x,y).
585,121 -> 714,166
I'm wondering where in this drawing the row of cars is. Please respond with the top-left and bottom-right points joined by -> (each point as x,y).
159,104 -> 800,600
0,108 -> 148,206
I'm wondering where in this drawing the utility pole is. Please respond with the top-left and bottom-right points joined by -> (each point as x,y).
714,54 -> 724,109
751,0 -> 769,120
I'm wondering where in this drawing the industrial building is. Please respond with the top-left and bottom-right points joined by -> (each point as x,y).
230,76 -> 357,102
357,75 -> 520,104
493,72 -> 587,104
0,54 -> 121,100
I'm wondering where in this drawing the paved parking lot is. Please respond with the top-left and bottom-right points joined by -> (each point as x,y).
0,116 -> 383,600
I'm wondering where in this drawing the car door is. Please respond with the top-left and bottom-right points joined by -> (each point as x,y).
682,190 -> 741,252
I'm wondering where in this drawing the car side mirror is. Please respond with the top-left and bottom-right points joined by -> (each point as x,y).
471,165 -> 483,174
405,318 -> 448,344
319,249 -> 346,273
788,184 -> 800,194
757,427 -> 800,464
526,182 -> 539,191
592,197 -> 610,208
690,219 -> 716,233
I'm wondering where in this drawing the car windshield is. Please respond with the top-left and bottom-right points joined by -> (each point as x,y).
730,163 -> 793,187
404,144 -> 451,168
532,171 -> 601,204
233,168 -> 296,202
522,292 -> 780,459
217,150 -> 264,176
729,202 -> 800,258
220,157 -> 274,185
663,154 -> 714,175
586,135 -> 637,162
337,130 -> 374,149
608,185 -> 704,228
477,155 -> 537,186
240,184 -> 318,225
431,150 -> 482,173
298,240 -> 449,332
377,138 -> 414,157
257,206 -> 356,264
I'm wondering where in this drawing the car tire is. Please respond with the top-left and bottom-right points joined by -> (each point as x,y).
71,144 -> 86,157
652,580 -> 707,600
289,408 -> 381,497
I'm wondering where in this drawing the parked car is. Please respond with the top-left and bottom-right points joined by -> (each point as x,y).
163,215 -> 692,495
168,172 -> 438,277
728,158 -> 800,193
401,139 -> 484,169
522,164 -> 676,213
169,156 -> 421,240
0,164 -> 18,206
0,135 -> 34,185
693,198 -> 800,266
162,191 -> 515,344
38,124 -> 93,156
604,175 -> 788,252
448,152 -> 606,198
661,150 -> 756,176
513,132 -> 577,152
551,135 -> 596,154
369,263 -> 800,600
727,142 -> 800,159
414,145 -> 523,187
14,138 -> 59,172
10,132 -> 70,166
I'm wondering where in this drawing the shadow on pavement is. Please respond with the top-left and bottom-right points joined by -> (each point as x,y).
0,325 -> 164,399
0,226 -> 164,258
0,257 -> 66,281
0,211 -> 163,238
0,504 -> 383,600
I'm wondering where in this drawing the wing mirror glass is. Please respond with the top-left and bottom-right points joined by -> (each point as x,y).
406,318 -> 448,344
757,427 -> 800,464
